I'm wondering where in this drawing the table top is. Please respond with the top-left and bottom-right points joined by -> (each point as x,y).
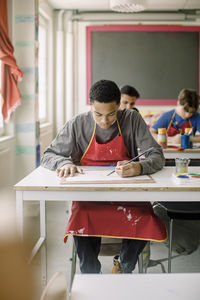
70,273 -> 200,300
163,143 -> 200,153
164,146 -> 200,153
14,166 -> 200,192
156,146 -> 200,160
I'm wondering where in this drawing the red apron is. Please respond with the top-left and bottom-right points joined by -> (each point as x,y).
167,111 -> 192,136
64,120 -> 167,242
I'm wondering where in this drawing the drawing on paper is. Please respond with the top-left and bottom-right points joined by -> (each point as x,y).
59,169 -> 154,184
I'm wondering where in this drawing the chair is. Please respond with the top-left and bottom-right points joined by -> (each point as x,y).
153,202 -> 200,273
40,272 -> 67,300
69,237 -> 149,290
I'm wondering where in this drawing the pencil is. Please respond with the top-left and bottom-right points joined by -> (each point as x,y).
106,147 -> 154,176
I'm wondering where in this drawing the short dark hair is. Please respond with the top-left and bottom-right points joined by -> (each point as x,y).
178,88 -> 200,112
89,80 -> 121,104
120,85 -> 140,99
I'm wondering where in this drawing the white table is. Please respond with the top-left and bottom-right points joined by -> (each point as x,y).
70,273 -> 200,300
14,166 -> 200,286
163,147 -> 200,159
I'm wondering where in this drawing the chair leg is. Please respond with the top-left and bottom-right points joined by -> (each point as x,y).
138,253 -> 143,273
168,218 -> 173,273
70,240 -> 77,292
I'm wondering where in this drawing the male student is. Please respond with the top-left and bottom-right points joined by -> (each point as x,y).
41,79 -> 167,274
120,84 -> 140,112
150,88 -> 200,145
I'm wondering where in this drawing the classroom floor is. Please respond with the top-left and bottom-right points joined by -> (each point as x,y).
29,201 -> 200,298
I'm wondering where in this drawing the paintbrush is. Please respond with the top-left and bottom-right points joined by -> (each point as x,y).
172,121 -> 182,134
187,128 -> 193,135
106,147 -> 154,176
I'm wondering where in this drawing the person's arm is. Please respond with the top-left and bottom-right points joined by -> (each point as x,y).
121,111 -> 165,176
115,161 -> 142,177
56,163 -> 83,178
136,123 -> 165,175
192,114 -> 200,143
41,113 -> 94,177
41,119 -> 76,171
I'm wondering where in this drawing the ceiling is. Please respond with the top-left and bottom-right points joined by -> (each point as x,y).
47,0 -> 200,12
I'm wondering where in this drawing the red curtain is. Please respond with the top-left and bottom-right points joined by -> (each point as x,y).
0,0 -> 23,122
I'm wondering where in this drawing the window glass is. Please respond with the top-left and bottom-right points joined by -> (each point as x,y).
38,23 -> 47,122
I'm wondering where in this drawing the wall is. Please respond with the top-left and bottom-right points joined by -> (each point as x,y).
13,0 -> 38,182
73,13 -> 200,117
39,0 -> 54,154
0,0 -> 37,216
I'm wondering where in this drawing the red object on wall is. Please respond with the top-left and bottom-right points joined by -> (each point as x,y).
0,0 -> 23,122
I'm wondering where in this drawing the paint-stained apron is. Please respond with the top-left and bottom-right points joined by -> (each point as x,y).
64,120 -> 167,242
167,111 -> 192,136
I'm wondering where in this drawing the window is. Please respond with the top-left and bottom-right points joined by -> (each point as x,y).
0,60 -> 4,135
38,16 -> 48,123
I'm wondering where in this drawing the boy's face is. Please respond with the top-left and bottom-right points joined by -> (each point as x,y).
90,100 -> 119,130
176,101 -> 196,119
120,94 -> 137,110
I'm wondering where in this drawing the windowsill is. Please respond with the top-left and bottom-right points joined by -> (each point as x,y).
40,122 -> 51,128
0,135 -> 14,143
40,122 -> 52,134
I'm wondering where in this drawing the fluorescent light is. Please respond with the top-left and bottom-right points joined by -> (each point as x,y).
110,0 -> 145,13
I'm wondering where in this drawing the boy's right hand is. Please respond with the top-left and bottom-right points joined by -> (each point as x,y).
56,164 -> 83,178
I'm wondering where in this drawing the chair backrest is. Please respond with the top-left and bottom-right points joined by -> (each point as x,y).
40,272 -> 67,300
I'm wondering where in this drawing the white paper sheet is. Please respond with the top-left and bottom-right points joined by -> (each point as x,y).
59,169 -> 154,184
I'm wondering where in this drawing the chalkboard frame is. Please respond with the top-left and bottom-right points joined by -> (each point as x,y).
86,25 -> 200,106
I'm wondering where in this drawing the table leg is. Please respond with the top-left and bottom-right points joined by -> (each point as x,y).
41,242 -> 47,288
27,200 -> 47,287
40,200 -> 47,287
16,191 -> 24,238
29,200 -> 46,261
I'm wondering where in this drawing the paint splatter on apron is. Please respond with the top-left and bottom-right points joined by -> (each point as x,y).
64,120 -> 167,242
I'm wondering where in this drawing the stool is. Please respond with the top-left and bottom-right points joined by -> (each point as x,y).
154,202 -> 200,273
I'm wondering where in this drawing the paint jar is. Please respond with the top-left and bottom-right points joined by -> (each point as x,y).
175,158 -> 190,174
184,128 -> 193,148
181,134 -> 190,149
157,128 -> 167,148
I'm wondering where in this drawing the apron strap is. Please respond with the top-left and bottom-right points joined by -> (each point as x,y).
167,111 -> 176,133
80,122 -> 96,162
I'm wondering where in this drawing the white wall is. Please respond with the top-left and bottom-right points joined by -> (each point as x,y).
0,0 -> 53,220
72,13 -> 200,116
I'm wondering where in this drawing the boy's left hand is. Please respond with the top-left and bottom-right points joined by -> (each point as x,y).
115,161 -> 142,177
56,163 -> 83,178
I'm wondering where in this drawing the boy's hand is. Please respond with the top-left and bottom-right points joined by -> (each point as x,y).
115,161 -> 142,177
167,134 -> 181,145
56,164 -> 83,178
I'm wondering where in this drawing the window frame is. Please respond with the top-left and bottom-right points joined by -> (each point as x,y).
38,14 -> 49,124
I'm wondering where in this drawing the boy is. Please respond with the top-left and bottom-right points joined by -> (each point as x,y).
150,88 -> 200,145
120,85 -> 140,112
41,79 -> 166,274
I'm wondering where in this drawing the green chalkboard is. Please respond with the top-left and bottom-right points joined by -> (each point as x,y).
87,26 -> 200,105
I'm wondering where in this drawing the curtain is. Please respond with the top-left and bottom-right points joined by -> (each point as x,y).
0,0 -> 23,122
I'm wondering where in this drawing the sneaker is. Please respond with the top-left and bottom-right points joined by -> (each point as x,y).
112,255 -> 123,274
